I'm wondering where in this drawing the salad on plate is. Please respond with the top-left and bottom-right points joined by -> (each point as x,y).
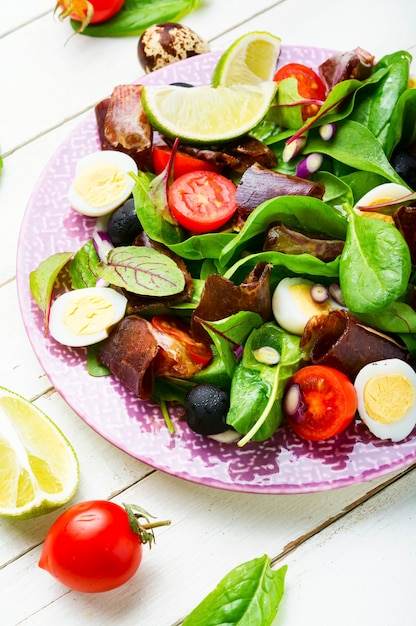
27,32 -> 416,475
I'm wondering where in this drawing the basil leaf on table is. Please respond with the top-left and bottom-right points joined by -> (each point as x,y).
182,555 -> 287,626
339,211 -> 412,313
71,0 -> 201,37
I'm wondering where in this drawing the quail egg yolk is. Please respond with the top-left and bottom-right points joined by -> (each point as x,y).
63,293 -> 115,336
73,162 -> 127,209
363,373 -> 415,424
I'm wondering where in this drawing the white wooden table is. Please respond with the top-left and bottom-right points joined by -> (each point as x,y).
1,2 -> 415,624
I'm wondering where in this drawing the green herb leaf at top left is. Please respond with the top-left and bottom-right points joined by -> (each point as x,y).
182,555 -> 287,626
29,252 -> 73,334
73,0 -> 201,37
96,246 -> 185,296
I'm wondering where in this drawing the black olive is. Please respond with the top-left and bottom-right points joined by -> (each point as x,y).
169,82 -> 194,88
391,150 -> 416,190
107,197 -> 142,246
184,384 -> 230,435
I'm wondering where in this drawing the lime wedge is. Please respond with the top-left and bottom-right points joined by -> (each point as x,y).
0,386 -> 79,519
141,82 -> 278,144
212,31 -> 282,87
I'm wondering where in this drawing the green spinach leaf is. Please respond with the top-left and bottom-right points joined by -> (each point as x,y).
182,555 -> 287,626
227,323 -> 301,444
339,210 -> 412,312
305,119 -> 406,184
219,195 -> 348,268
349,50 -> 411,154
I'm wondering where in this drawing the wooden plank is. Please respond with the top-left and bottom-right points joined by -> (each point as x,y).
1,467 -> 411,625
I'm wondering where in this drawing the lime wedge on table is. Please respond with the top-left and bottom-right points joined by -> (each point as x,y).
141,82 -> 278,144
0,386 -> 79,519
212,31 -> 281,87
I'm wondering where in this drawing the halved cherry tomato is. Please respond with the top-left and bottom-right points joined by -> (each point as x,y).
283,365 -> 357,441
151,315 -> 212,366
273,62 -> 326,119
55,0 -> 124,28
168,171 -> 237,234
38,500 -> 168,592
152,145 -> 222,180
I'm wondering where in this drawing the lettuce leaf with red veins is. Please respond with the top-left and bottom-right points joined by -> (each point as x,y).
96,246 -> 185,296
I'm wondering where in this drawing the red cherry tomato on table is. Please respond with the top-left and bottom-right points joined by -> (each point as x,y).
151,315 -> 212,366
38,500 -> 169,592
55,0 -> 124,27
283,365 -> 357,441
273,63 -> 327,119
168,171 -> 237,234
152,145 -> 222,180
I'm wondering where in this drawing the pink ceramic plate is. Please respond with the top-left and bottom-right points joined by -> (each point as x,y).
16,47 -> 416,494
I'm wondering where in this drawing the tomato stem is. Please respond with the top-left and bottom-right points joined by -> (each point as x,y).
123,503 -> 171,548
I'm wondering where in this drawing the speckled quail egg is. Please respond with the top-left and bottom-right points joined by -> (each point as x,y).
49,287 -> 127,347
68,151 -> 138,217
272,277 -> 344,335
137,22 -> 210,74
354,358 -> 416,441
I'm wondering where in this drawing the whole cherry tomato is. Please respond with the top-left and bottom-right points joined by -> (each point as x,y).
168,171 -> 237,233
274,62 -> 327,119
152,145 -> 222,180
55,0 -> 125,29
38,500 -> 170,592
283,365 -> 357,441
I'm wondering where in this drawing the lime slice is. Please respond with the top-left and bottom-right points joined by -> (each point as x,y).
212,31 -> 281,87
0,386 -> 79,519
141,82 -> 278,144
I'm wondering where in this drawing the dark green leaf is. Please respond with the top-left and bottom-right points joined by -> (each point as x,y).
219,195 -> 348,268
182,555 -> 287,626
305,120 -> 406,184
340,211 -> 412,313
201,311 -> 264,378
227,324 -> 301,444
72,0 -> 201,37
350,51 -> 411,153
168,232 -> 235,261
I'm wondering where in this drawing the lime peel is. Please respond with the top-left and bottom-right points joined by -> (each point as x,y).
142,82 -> 278,145
0,386 -> 79,519
212,31 -> 282,87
